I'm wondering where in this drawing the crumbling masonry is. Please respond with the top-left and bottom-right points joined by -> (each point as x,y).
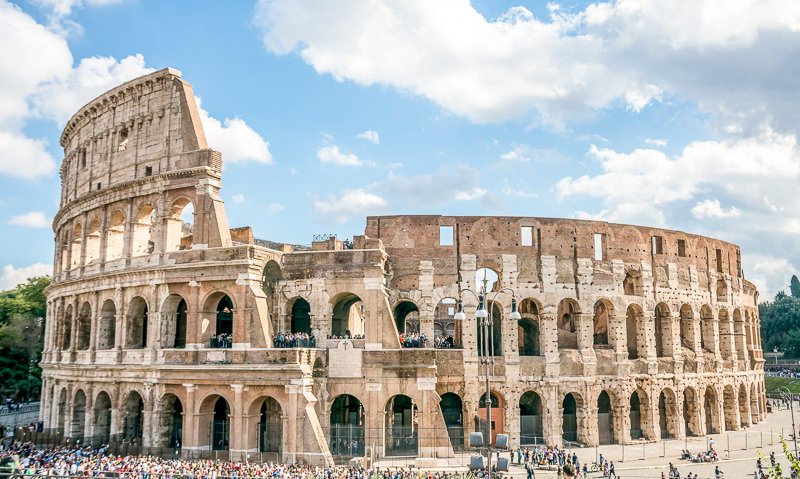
40,68 -> 765,464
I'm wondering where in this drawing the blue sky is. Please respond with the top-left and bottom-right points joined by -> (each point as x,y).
1,0 -> 798,297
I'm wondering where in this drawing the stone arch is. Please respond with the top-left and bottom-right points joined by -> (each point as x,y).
478,391 -> 505,446
719,308 -> 733,360
331,293 -> 364,338
71,389 -> 87,438
434,297 -> 459,347
518,298 -> 541,356
55,387 -> 67,433
76,301 -> 92,350
679,304 -> 694,351
629,389 -> 648,440
658,388 -> 679,439
261,260 -> 282,311
198,394 -> 230,450
557,298 -> 580,350
477,300 -> 502,356
155,393 -> 183,448
561,392 -> 584,444
654,303 -> 671,358
62,303 -> 73,350
105,209 -> 126,261
704,386 -> 721,434
247,396 -> 283,456
385,394 -> 418,456
597,390 -> 615,444
330,394 -> 365,457
733,308 -> 747,362
161,294 -> 188,348
165,196 -> 194,251
700,305 -> 715,352
723,384 -> 737,431
202,292 -> 235,345
738,383 -> 750,428
623,270 -> 643,296
440,392 -> 465,449
475,267 -> 500,293
126,296 -> 149,349
716,279 -> 728,302
626,304 -> 643,359
288,297 -> 311,334
520,390 -> 544,445
85,217 -> 102,264
70,222 -> 82,269
593,299 -> 613,347
97,299 -> 116,350
131,203 -> 156,256
683,387 -> 701,436
394,300 -> 420,334
122,391 -> 145,442
93,391 -> 112,442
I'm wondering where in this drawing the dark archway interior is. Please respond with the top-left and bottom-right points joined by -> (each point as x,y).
291,298 -> 311,334
216,296 -> 234,336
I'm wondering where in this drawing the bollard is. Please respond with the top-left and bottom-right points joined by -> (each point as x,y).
761,431 -> 763,448
622,443 -> 625,463
745,433 -> 748,450
642,442 -> 645,461
727,434 -> 731,460
663,439 -> 666,457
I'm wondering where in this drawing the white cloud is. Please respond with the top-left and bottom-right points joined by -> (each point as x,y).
0,132 -> 57,179
454,187 -> 487,201
691,199 -> 741,219
313,189 -> 386,223
232,194 -> 245,204
502,186 -> 536,199
317,144 -> 363,167
356,130 -> 380,144
645,138 -> 667,148
9,211 -> 50,228
371,164 -> 483,208
748,254 -> 798,298
30,0 -> 123,34
268,202 -> 284,213
196,97 -> 273,165
0,263 -> 52,290
500,146 -> 530,163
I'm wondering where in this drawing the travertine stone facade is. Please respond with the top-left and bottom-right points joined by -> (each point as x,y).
41,69 -> 765,465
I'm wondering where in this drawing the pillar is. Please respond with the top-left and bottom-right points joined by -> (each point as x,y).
182,384 -> 197,451
229,384 -> 245,458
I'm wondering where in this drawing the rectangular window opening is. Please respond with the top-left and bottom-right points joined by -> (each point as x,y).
521,226 -> 533,247
652,235 -> 664,254
439,225 -> 454,246
145,166 -> 153,176
96,182 -> 101,190
593,233 -> 604,261
677,239 -> 686,257
716,249 -> 723,273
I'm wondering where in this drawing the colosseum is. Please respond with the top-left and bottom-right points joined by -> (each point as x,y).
40,68 -> 765,464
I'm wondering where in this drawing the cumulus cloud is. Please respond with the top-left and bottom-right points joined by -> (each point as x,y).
9,211 -> 50,228
371,164 -> 484,208
0,132 -> 57,179
691,199 -> 741,219
454,187 -> 487,201
196,97 -> 273,165
0,263 -> 52,290
313,189 -> 386,223
356,130 -> 380,144
645,138 -> 667,148
317,144 -> 363,167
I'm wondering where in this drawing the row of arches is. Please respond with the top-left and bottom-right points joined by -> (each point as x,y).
57,198 -> 194,274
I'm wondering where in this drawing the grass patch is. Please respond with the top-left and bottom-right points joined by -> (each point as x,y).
765,376 -> 800,394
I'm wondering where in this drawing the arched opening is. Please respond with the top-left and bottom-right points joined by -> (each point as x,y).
593,300 -> 612,347
654,303 -> 671,358
518,299 -> 540,356
478,392 -> 504,446
76,302 -> 91,350
97,299 -> 116,350
131,204 -> 156,256
71,389 -> 86,439
70,223 -> 83,269
700,305 -> 715,353
394,301 -> 420,335
630,391 -> 643,439
520,391 -> 543,445
94,392 -> 112,443
165,198 -> 194,251
126,297 -> 148,349
85,218 -> 101,264
385,395 -> 418,456
123,391 -> 144,442
160,294 -> 188,348
684,387 -> 700,436
659,389 -> 678,439
254,397 -> 282,455
156,394 -> 183,448
211,397 -> 230,450
623,270 -> 642,296
55,388 -> 67,434
716,279 -> 728,302
738,384 -> 749,428
679,304 -> 694,351
440,393 -> 464,450
598,391 -> 614,444
290,298 -> 311,334
733,309 -> 747,363
61,304 -> 73,350
557,299 -> 579,350
723,385 -> 737,431
704,387 -> 720,434
105,210 -> 125,261
626,305 -> 642,359
59,233 -> 69,273
434,298 -> 459,348
262,260 -> 282,313
562,393 -> 579,443
476,267 -> 500,292
331,293 -> 364,338
330,394 -> 365,458
214,295 -> 234,347
719,309 -> 733,360
477,301 -> 502,356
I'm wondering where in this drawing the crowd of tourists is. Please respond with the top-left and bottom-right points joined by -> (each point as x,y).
327,333 -> 365,340
399,333 -> 427,348
209,333 -> 233,349
433,335 -> 456,349
272,332 -> 316,348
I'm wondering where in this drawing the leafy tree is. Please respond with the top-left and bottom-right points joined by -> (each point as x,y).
0,276 -> 49,324
792,274 -> 800,298
760,281 -> 800,358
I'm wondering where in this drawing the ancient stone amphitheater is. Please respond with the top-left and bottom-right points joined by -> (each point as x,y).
40,68 -> 765,464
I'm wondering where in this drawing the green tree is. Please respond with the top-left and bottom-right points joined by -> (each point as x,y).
760,284 -> 800,357
791,274 -> 800,298
0,276 -> 49,324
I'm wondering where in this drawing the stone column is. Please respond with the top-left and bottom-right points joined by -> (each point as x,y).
505,395 -> 520,449
229,384 -> 245,458
84,385 -> 95,439
610,314 -> 628,364
181,384 -> 198,452
642,312 -> 658,374
142,383 -> 155,447
614,403 -> 628,444
540,312 -> 559,376
418,261 -> 435,342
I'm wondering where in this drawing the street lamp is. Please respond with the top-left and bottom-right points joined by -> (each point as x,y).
778,386 -> 798,459
454,273 -> 521,479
